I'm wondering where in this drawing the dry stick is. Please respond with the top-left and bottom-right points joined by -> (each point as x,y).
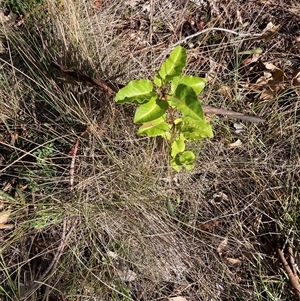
153,27 -> 264,64
149,0 -> 154,45
51,62 -> 117,95
288,245 -> 297,277
278,248 -> 300,300
68,139 -> 79,191
22,218 -> 78,300
202,105 -> 265,123
68,127 -> 89,191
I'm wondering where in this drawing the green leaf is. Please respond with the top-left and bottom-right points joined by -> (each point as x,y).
181,116 -> 213,140
138,116 -> 170,137
134,97 -> 168,124
170,150 -> 195,171
179,151 -> 195,164
154,75 -> 162,87
171,75 -> 206,95
115,80 -> 155,104
170,157 -> 182,171
157,46 -> 187,82
171,139 -> 185,157
169,84 -> 204,120
178,151 -> 195,170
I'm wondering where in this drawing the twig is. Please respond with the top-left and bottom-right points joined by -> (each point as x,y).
278,248 -> 300,300
21,218 -> 78,300
172,27 -> 263,46
149,0 -> 154,44
153,27 -> 264,64
288,245 -> 297,277
51,62 -> 118,95
202,105 -> 265,123
132,42 -> 165,56
68,139 -> 80,191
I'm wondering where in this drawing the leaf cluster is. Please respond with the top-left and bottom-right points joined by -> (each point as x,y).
116,46 -> 213,171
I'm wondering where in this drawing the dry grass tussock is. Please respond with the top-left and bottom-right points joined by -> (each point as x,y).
0,0 -> 299,300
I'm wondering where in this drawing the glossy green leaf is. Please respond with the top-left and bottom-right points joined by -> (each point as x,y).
171,139 -> 185,157
181,116 -> 213,140
154,75 -> 162,87
134,97 -> 168,124
179,151 -> 195,170
170,150 -> 195,171
170,157 -> 182,171
179,151 -> 195,164
171,75 -> 206,95
169,84 -> 204,120
138,116 -> 170,137
115,79 -> 155,104
157,46 -> 187,82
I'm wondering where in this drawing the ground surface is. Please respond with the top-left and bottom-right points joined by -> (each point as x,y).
0,0 -> 299,300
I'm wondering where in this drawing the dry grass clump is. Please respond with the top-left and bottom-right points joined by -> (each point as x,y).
0,0 -> 299,300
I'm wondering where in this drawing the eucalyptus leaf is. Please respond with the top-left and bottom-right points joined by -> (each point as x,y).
171,139 -> 185,157
169,84 -> 204,120
116,79 -> 155,104
179,151 -> 195,164
157,46 -> 187,82
181,116 -> 213,140
138,116 -> 170,137
154,75 -> 162,87
171,157 -> 182,171
134,97 -> 168,124
171,75 -> 206,95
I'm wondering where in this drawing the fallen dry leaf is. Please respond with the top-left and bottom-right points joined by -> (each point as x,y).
217,237 -> 228,257
259,88 -> 275,100
225,257 -> 243,265
242,53 -> 260,65
117,268 -> 137,282
267,70 -> 287,87
263,63 -> 287,86
169,297 -> 188,301
250,62 -> 287,100
217,85 -> 232,100
0,210 -> 14,230
198,219 -> 221,231
0,211 -> 10,225
292,68 -> 300,86
228,139 -> 243,148
256,22 -> 280,40
0,224 -> 14,230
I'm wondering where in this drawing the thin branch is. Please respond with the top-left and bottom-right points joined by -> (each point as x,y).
68,139 -> 80,191
202,105 -> 265,123
278,248 -> 300,300
288,245 -> 297,276
153,27 -> 263,64
50,62 -> 118,95
21,218 -> 78,300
